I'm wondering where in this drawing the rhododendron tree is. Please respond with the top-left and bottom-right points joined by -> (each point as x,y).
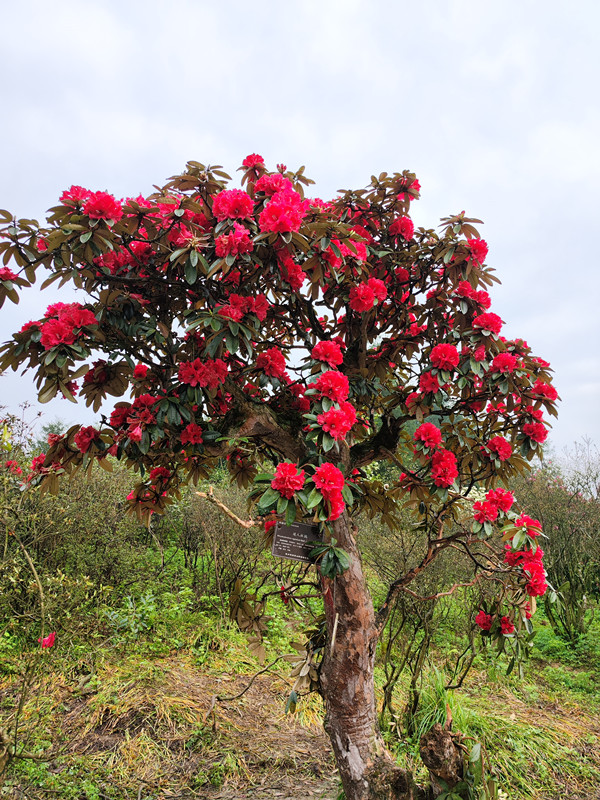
0,158 -> 558,800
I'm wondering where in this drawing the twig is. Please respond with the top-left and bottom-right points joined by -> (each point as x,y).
215,656 -> 285,702
196,486 -> 258,529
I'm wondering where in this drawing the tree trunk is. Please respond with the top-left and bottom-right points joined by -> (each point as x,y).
319,515 -> 422,800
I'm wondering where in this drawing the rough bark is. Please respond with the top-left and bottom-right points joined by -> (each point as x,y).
319,514 -> 423,800
419,724 -> 464,798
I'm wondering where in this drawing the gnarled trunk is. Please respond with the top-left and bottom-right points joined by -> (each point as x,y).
319,515 -> 422,800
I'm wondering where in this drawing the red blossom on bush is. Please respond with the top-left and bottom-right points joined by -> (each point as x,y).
500,616 -> 515,635
487,436 -> 512,461
486,488 -> 514,513
491,353 -> 518,373
430,343 -> 459,371
83,191 -> 123,222
317,401 -> 357,441
259,189 -> 308,233
256,347 -> 287,378
40,319 -> 76,349
133,364 -> 148,379
312,341 -> 344,367
430,449 -> 458,487
271,462 -> 305,499
419,372 -> 440,394
180,422 -> 203,445
522,421 -> 548,443
473,500 -> 498,523
0,267 -> 18,281
475,610 -> 493,631
242,153 -> 265,169
178,358 -> 228,389
313,462 -> 345,499
531,379 -> 558,402
212,189 -> 253,221
215,223 -> 254,258
414,422 -> 443,450
473,312 -> 503,335
389,215 -> 414,240
38,631 -> 56,648
314,370 -> 349,403
466,238 -> 488,265
74,426 -> 100,454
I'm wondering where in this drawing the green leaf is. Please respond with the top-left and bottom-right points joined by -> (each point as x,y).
277,495 -> 289,515
285,690 -> 298,714
306,488 -> 322,509
79,231 -> 93,243
259,487 -> 280,508
185,260 -> 197,285
285,502 -> 297,526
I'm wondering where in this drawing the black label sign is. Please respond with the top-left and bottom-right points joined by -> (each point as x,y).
271,521 -> 322,563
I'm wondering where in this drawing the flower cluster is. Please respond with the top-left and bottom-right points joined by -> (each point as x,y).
389,215 -> 414,240
39,303 -> 98,350
178,358 -> 228,389
215,223 -> 254,258
430,343 -> 459,371
259,186 -> 309,233
212,189 -> 253,221
312,340 -> 344,367
317,401 -> 357,441
314,370 -> 349,403
256,347 -> 287,379
413,422 -> 443,451
349,278 -> 387,312
430,449 -> 458,487
271,462 -> 305,499
313,462 -> 345,520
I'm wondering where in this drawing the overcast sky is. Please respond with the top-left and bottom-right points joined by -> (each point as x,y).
1,0 -> 598,454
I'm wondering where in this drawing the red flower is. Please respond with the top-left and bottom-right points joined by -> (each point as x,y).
475,610 -> 493,631
317,402 -> 357,441
314,371 -> 349,403
271,462 -> 305,499
4,460 -> 23,476
473,312 -> 503,335
327,491 -> 345,521
110,404 -> 131,428
74,426 -> 100,454
368,278 -> 387,302
180,422 -> 203,445
242,153 -> 265,169
255,173 -> 293,196
487,436 -> 512,461
212,189 -> 253,221
83,191 -> 123,222
278,251 -> 306,290
395,266 -> 410,283
313,462 -> 345,499
414,422 -> 443,450
312,340 -> 344,367
419,372 -> 440,394
500,616 -> 515,635
215,223 -> 254,258
486,488 -> 514,513
430,343 -> 459,370
473,500 -> 498,523
259,189 -> 308,233
178,358 -> 228,389
515,513 -> 542,537
466,238 -> 488,265
256,347 -> 287,378
40,319 -> 76,349
61,185 -> 91,204
522,422 -> 548,443
430,449 -> 458,487
149,466 -> 170,482
133,364 -> 148,379
38,631 -> 56,648
389,215 -> 414,240
0,267 -> 18,281
531,380 -> 558,402
349,283 -> 376,312
491,353 -> 518,373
